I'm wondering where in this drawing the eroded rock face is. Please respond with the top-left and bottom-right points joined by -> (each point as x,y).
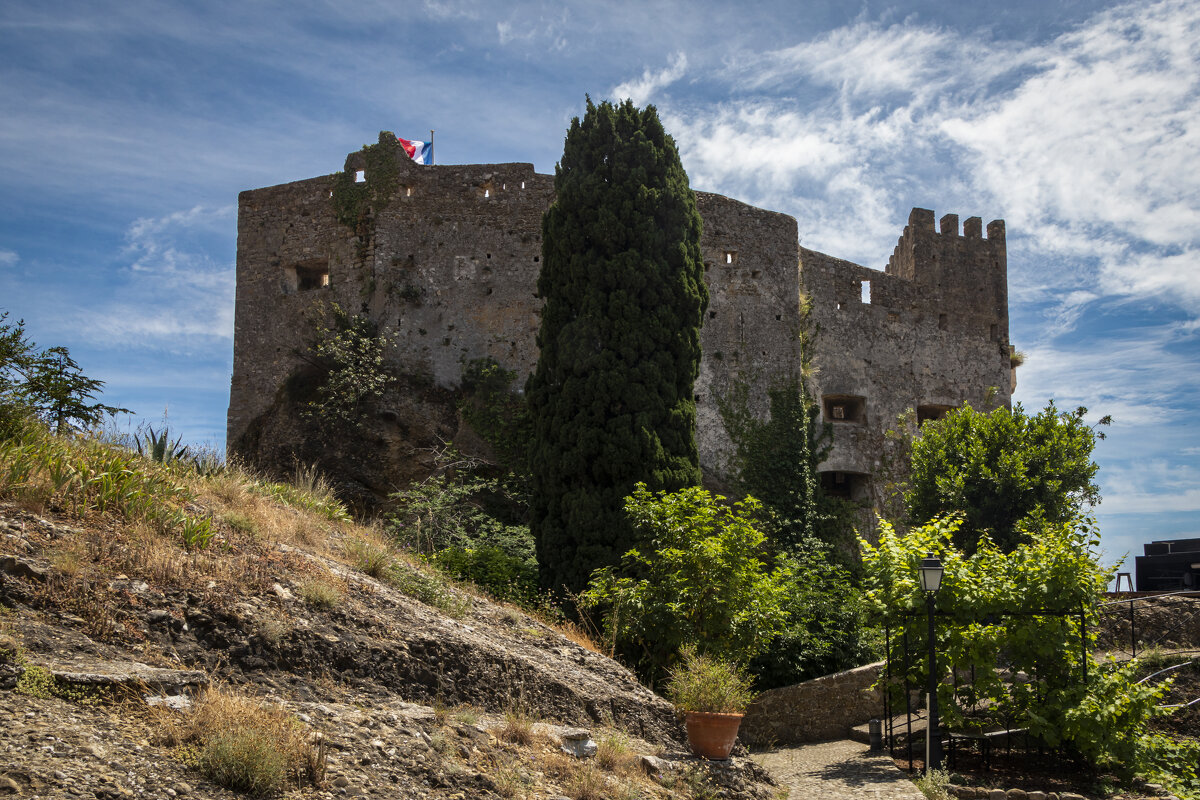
0,502 -> 783,799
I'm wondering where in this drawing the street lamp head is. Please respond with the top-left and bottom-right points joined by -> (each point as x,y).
919,553 -> 944,594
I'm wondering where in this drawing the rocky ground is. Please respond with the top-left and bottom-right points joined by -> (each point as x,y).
0,500 -> 780,800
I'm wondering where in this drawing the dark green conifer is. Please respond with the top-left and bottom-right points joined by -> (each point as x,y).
527,98 -> 707,595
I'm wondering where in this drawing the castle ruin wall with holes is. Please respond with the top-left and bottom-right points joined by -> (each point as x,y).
228,133 -> 1014,505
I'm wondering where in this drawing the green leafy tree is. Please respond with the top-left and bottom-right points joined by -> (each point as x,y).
859,514 -> 1179,776
527,98 -> 707,594
580,484 -> 791,685
0,311 -> 128,435
906,402 -> 1108,552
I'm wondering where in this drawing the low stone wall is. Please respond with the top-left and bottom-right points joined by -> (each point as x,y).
741,662 -> 884,746
1096,594 -> 1200,653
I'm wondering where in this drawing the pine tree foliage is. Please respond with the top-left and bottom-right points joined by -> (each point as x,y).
527,99 -> 708,595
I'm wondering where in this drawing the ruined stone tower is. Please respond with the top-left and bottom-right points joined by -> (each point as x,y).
228,133 -> 1012,504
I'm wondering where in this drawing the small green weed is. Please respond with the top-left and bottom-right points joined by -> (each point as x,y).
914,768 -> 951,800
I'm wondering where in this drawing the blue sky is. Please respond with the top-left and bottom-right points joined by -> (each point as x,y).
1,0 -> 1198,571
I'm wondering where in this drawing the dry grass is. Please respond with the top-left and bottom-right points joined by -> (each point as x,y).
595,729 -> 640,775
159,686 -> 323,796
549,617 -> 604,655
298,577 -> 344,610
498,708 -> 536,746
563,760 -> 608,800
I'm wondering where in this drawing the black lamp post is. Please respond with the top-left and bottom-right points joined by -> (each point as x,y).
919,552 -> 944,773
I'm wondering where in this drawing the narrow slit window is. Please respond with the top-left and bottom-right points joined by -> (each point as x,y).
938,314 -> 948,331
861,280 -> 871,303
724,251 -> 737,265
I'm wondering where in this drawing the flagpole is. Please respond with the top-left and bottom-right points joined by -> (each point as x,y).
430,129 -> 435,165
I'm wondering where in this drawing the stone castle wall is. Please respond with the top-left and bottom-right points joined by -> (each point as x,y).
228,134 -> 1012,497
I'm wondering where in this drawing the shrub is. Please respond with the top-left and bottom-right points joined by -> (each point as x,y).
748,541 -> 876,690
580,484 -> 791,684
429,545 -> 537,605
164,687 -> 321,797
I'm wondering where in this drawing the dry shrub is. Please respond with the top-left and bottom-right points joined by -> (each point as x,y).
549,617 -> 603,655
486,752 -> 532,798
162,686 -> 323,796
564,761 -> 608,800
499,708 -> 535,746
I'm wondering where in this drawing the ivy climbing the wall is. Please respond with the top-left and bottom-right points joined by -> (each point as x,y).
330,131 -> 404,232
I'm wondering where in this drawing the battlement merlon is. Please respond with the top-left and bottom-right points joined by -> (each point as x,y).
885,207 -> 1006,287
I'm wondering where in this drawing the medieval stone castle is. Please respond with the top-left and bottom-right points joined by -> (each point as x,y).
228,133 -> 1013,504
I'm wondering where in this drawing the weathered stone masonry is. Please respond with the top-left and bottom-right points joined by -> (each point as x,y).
228,133 -> 1012,499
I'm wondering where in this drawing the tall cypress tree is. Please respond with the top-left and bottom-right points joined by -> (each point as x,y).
527,99 -> 707,595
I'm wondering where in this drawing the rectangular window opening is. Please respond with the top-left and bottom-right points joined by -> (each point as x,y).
822,394 -> 866,424
354,170 -> 366,183
861,280 -> 871,304
938,313 -> 949,331
990,323 -> 999,341
724,251 -> 736,265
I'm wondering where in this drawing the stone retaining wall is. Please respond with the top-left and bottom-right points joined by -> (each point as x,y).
741,661 -> 884,746
1096,594 -> 1200,653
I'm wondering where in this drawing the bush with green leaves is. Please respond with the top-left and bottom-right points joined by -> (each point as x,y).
747,540 -> 876,691
296,304 -> 395,438
906,402 -> 1108,552
580,484 -> 791,685
387,449 -> 536,604
429,545 -> 537,606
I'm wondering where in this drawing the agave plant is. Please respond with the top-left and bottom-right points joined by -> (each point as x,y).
134,425 -> 191,464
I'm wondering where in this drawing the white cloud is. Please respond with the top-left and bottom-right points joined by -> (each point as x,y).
0,250 -> 16,267
1099,460 -> 1200,515
610,52 -> 688,107
80,205 -> 237,343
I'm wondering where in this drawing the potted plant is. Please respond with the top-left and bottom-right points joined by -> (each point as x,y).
664,648 -> 757,760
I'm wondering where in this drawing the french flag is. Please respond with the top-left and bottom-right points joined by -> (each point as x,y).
397,135 -> 433,165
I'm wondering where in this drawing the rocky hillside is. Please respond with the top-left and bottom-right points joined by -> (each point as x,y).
0,458 -> 779,800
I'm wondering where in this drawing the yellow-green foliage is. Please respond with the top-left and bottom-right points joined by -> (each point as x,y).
251,481 -> 351,523
0,420 -> 213,550
164,687 -> 322,797
860,515 -> 1175,776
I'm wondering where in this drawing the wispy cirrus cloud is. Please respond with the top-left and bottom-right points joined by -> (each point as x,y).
647,0 -> 1200,323
609,52 -> 688,107
0,250 -> 16,267
75,205 -> 236,344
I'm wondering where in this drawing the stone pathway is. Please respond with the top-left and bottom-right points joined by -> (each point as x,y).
752,739 -> 927,799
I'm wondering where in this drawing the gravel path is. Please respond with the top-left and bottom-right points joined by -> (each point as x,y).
752,739 -> 927,799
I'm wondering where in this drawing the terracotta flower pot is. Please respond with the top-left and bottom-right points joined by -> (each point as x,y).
684,711 -> 744,760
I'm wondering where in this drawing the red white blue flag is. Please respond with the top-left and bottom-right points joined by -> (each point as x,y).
397,135 -> 433,165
